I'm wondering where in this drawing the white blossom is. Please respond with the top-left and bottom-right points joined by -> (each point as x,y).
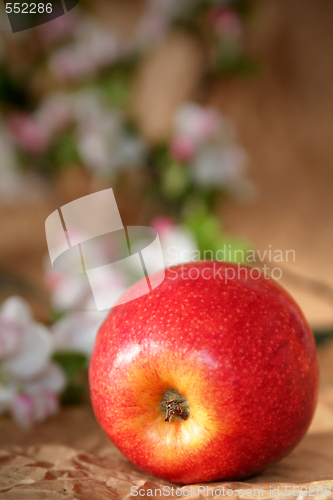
73,90 -> 147,175
49,18 -> 129,83
0,297 -> 66,427
171,102 -> 253,195
51,310 -> 108,357
131,217 -> 198,273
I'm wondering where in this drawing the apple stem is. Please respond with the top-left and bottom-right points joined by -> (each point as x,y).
164,399 -> 189,422
162,390 -> 189,423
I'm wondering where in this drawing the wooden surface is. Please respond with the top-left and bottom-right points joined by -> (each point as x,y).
213,0 -> 333,328
1,3 -> 333,495
1,0 -> 333,328
0,341 -> 333,499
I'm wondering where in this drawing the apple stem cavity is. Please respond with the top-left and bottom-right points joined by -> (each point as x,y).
162,389 -> 189,423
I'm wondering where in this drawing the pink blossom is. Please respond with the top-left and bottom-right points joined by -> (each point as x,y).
11,393 -> 35,428
6,113 -> 49,153
151,217 -> 174,237
52,310 -> 108,357
44,268 -> 89,311
207,6 -> 242,39
37,11 -> 77,46
174,104 -> 221,145
0,296 -> 31,358
44,224 -> 124,312
85,31 -> 123,69
0,320 -> 22,358
49,19 -> 128,84
50,46 -> 94,83
11,389 -> 59,428
170,136 -> 196,162
37,94 -> 72,136
135,10 -> 169,49
0,297 -> 66,427
33,389 -> 59,423
150,218 -> 198,269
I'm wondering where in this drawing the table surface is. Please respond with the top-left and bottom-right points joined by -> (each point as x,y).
1,341 -> 333,500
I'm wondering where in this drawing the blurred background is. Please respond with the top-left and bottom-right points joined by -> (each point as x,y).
1,0 -> 333,430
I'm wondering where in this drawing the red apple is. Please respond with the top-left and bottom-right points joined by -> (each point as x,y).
89,261 -> 319,484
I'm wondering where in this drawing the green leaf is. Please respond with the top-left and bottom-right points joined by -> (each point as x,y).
59,383 -> 86,406
0,69 -> 28,108
215,54 -> 258,76
213,236 -> 252,263
161,161 -> 190,199
183,203 -> 252,262
100,70 -> 132,109
50,133 -> 80,166
183,205 -> 221,252
313,329 -> 333,346
53,351 -> 88,381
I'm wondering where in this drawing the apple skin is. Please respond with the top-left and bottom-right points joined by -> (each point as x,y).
89,262 -> 319,484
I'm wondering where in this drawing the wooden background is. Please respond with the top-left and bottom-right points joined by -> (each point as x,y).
1,2 -> 333,497
1,0 -> 333,328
